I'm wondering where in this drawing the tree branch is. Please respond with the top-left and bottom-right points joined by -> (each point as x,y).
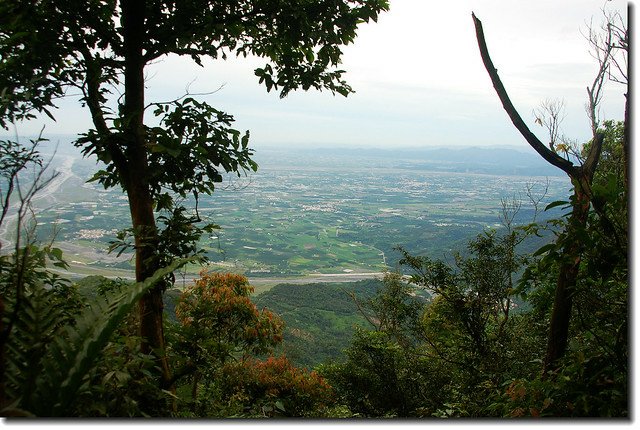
471,13 -> 577,175
348,291 -> 379,330
145,81 -> 226,111
75,46 -> 129,174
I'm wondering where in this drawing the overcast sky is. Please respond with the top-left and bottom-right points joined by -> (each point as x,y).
10,0 -> 629,150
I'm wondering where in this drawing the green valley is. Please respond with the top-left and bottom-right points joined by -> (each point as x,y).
17,143 -> 569,284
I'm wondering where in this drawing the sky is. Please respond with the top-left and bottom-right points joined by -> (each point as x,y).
8,0 -> 629,150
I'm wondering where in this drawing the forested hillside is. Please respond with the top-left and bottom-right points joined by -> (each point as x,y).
254,280 -> 385,368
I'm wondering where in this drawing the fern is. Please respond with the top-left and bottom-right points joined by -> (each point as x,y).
3,280 -> 65,407
13,258 -> 192,416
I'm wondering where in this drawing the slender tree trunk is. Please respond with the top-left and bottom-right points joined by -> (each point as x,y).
121,0 -> 172,389
191,370 -> 200,412
621,4 -> 630,196
622,92 -> 630,198
542,181 -> 590,374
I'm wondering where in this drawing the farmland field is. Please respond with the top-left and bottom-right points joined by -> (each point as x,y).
2,141 -> 570,282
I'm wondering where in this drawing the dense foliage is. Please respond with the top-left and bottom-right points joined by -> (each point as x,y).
0,124 -> 628,418
216,355 -> 336,417
319,121 -> 628,418
0,0 -> 390,391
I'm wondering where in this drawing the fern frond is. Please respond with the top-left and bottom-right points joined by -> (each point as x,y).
4,281 -> 65,406
26,258 -> 193,416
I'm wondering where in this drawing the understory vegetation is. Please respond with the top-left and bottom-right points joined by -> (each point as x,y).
0,119 -> 628,417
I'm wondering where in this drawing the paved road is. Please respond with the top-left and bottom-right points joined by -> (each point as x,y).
54,262 -> 386,286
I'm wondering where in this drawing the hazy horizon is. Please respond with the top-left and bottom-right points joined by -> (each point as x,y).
2,1 -> 627,151
0,130 -> 569,155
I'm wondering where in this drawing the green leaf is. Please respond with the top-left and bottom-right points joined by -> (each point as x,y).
102,370 -> 116,384
86,170 -> 108,183
533,243 -> 557,257
544,200 -> 570,211
3,283 -> 65,407
241,130 -> 250,149
304,50 -> 315,63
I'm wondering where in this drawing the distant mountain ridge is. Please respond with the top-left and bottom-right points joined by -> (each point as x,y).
259,145 -> 566,177
1,134 -> 567,177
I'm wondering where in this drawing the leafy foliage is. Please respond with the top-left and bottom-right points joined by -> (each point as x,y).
0,1 -> 628,418
490,346 -> 627,418
73,329 -> 170,417
2,257 -> 192,416
174,272 -> 284,363
399,230 -> 523,367
2,1 -> 389,393
160,272 -> 344,417
169,272 -> 284,413
2,262 -> 77,413
322,227 -> 562,417
490,123 -> 628,418
320,327 -> 448,417
216,355 -> 335,417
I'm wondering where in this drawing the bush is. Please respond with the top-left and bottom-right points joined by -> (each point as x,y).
215,355 -> 336,417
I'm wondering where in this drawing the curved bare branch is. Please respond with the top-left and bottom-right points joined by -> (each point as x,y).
471,13 -> 577,176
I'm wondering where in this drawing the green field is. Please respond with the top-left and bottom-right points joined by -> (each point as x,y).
14,148 -> 570,283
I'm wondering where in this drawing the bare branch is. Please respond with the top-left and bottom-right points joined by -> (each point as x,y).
533,98 -> 566,153
146,81 -> 227,110
471,13 -> 577,176
499,194 -> 521,233
0,130 -> 59,253
600,8 -> 628,85
583,6 -> 628,136
525,179 -> 549,222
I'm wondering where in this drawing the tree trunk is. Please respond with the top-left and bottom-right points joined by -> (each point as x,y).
121,0 -> 172,389
622,91 -> 629,198
191,370 -> 200,412
542,182 -> 590,374
472,14 -> 604,374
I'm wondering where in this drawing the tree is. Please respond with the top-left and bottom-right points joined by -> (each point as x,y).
352,272 -> 423,348
471,6 -> 628,373
217,355 -> 335,417
0,0 -> 389,387
326,231 -> 530,417
399,231 -> 526,389
169,272 -> 335,417
332,273 -> 433,416
320,328 -> 427,417
479,118 -> 629,418
172,272 -> 283,410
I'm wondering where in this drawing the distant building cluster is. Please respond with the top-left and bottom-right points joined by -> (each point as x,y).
301,203 -> 337,212
76,229 -> 116,240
